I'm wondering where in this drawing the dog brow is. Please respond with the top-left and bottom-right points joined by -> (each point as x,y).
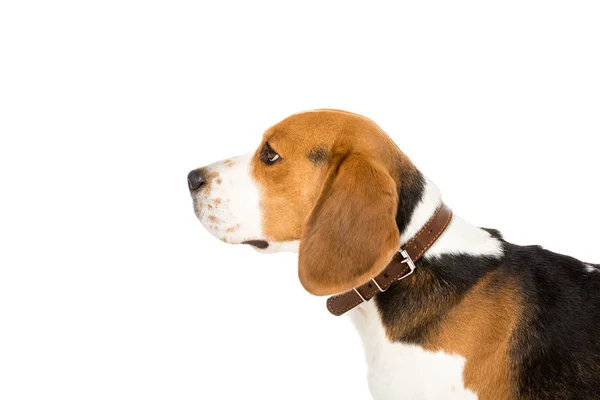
307,147 -> 328,166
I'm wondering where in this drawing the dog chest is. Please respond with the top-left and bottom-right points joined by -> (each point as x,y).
349,302 -> 478,400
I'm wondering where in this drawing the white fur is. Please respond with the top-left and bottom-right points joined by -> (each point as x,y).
400,178 -> 443,246
261,240 -> 300,254
404,179 -> 504,259
192,153 -> 263,245
349,301 -> 478,400
585,264 -> 598,273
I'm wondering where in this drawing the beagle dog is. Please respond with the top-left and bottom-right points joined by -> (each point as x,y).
188,110 -> 600,400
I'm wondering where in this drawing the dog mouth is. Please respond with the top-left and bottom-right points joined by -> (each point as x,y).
243,240 -> 269,249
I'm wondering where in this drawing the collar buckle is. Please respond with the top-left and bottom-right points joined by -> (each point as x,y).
327,204 -> 453,316
352,250 -> 417,303
398,249 -> 416,279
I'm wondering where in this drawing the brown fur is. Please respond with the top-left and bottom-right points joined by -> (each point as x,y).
426,272 -> 521,399
381,268 -> 521,399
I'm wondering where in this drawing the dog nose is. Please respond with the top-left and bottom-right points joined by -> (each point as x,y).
187,169 -> 206,191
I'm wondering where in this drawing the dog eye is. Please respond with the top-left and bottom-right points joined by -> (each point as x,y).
260,143 -> 281,165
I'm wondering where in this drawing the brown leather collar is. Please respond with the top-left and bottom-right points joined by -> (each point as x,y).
326,203 -> 453,316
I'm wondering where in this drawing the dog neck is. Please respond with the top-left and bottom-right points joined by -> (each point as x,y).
351,174 -> 505,341
346,175 -> 508,398
401,177 -> 503,259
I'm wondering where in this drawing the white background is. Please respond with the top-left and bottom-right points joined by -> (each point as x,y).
1,1 -> 599,399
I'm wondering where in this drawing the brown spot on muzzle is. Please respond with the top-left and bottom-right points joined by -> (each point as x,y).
226,224 -> 240,233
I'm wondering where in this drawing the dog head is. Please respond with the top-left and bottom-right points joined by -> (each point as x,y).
188,110 -> 420,295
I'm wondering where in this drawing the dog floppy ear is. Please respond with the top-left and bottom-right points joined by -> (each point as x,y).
298,153 -> 400,296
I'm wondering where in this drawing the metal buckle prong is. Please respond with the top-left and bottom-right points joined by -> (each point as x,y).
398,249 -> 417,280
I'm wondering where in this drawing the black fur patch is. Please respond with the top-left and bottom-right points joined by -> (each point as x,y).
376,252 -> 504,344
395,167 -> 425,235
307,147 -> 328,166
375,240 -> 600,399
481,227 -> 504,240
507,246 -> 600,399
